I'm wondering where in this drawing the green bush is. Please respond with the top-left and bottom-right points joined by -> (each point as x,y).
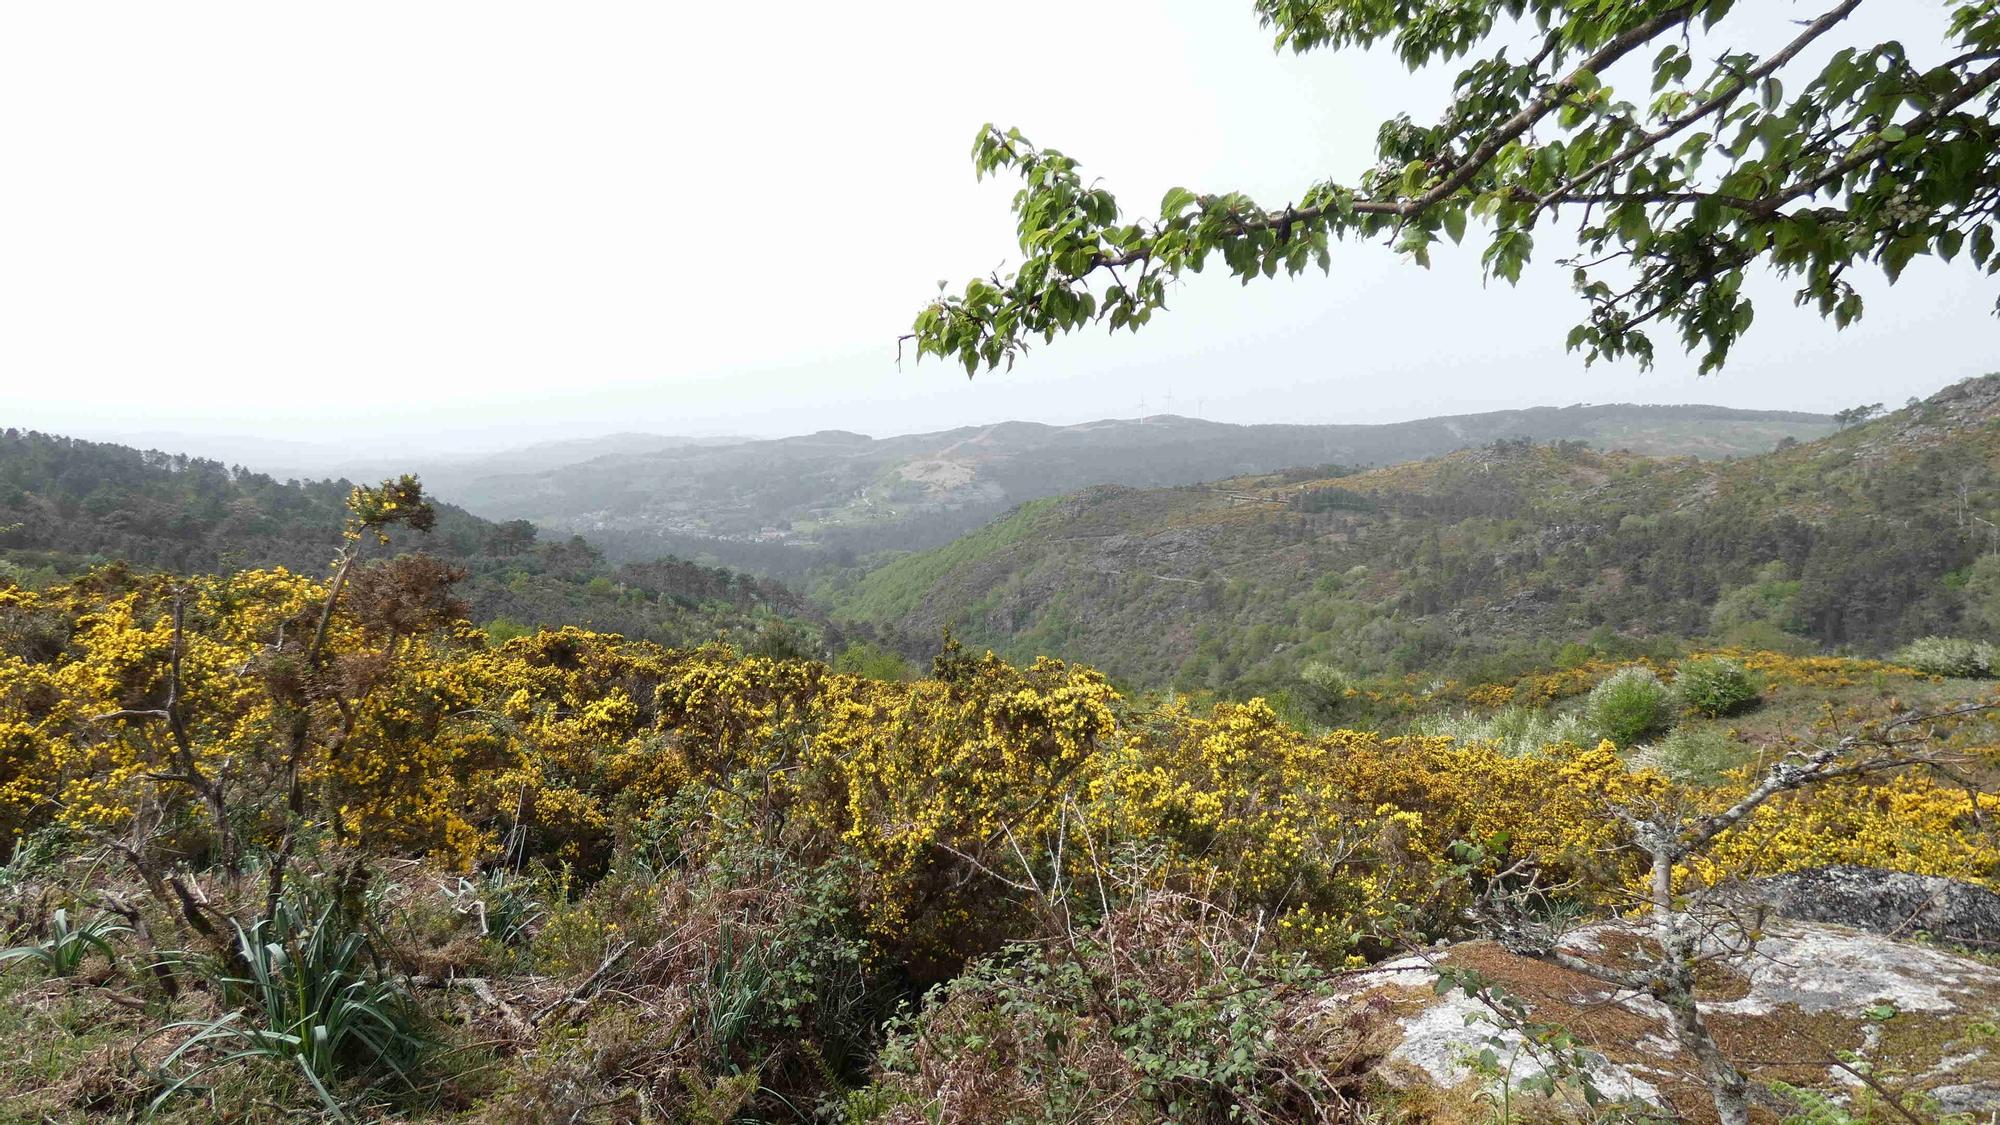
1708,560 -> 1804,642
483,617 -> 534,645
1894,635 -> 1996,678
1635,728 -> 1748,784
1291,660 -> 1349,724
1583,667 -> 1675,747
1674,657 -> 1760,718
831,641 -> 914,681
1406,704 -> 1592,756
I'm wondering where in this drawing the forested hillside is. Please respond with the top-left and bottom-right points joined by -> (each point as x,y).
444,404 -> 1834,577
0,429 -> 833,657
823,376 -> 2000,697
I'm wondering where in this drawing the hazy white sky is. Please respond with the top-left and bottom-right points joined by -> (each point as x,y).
3,1 -> 1995,456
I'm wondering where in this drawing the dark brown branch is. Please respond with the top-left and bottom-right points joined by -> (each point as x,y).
1754,56 -> 2000,214
1539,0 -> 1864,213
1085,6 -> 1700,273
1408,5 -> 1697,215
266,539 -> 369,925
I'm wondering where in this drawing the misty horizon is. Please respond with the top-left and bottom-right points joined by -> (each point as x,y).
21,388 -> 1883,480
7,4 -> 1996,451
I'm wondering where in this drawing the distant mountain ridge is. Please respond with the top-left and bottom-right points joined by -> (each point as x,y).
818,377 -> 2000,696
59,430 -> 748,497
440,402 -> 1837,577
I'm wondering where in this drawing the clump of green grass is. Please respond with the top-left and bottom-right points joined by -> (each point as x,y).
154,899 -> 428,1118
1407,704 -> 1593,755
1632,727 -> 1750,784
1,908 -> 128,978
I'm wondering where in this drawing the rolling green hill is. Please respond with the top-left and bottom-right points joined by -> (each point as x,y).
0,429 -> 835,656
821,377 -> 2000,696
441,404 -> 1836,578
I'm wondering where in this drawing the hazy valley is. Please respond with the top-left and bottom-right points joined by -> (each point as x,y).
430,402 -> 1835,577
10,3 -> 2000,1119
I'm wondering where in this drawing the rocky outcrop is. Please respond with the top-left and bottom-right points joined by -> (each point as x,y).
1724,866 -> 2000,950
1331,920 -> 2000,1122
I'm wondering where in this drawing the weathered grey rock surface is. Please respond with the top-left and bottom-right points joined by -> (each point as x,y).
1725,865 -> 2000,949
1331,919 -> 2000,1119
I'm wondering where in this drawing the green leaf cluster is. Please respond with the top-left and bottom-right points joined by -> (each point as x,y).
913,1 -> 2000,377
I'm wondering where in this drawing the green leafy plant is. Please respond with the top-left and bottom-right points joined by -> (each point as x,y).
693,925 -> 772,1066
1583,667 -> 1674,747
1408,704 -> 1594,756
1674,657 -> 1760,718
0,908 -> 128,978
1894,635 -> 1996,678
153,899 -> 427,1118
0,826 -> 68,888
442,870 -> 545,948
684,840 -> 872,1080
912,4 -> 2000,377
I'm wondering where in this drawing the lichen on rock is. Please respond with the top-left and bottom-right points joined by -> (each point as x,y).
1328,920 -> 2000,1122
1721,865 -> 2000,951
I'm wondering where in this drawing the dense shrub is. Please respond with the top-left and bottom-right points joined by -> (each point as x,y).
11,562 -> 2000,1120
1633,727 -> 1747,784
855,891 -> 1370,1124
1292,660 -> 1349,723
1405,703 -> 1592,756
1673,656 -> 1760,717
1102,701 -> 1664,958
1583,667 -> 1675,746
1696,773 -> 2000,886
501,836 -> 879,1118
1893,635 -> 1996,678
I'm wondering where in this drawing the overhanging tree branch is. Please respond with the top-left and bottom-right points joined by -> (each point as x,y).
909,0 -> 2000,377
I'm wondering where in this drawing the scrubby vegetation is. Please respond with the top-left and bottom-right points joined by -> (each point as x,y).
0,429 -> 845,658
1672,657 -> 1760,719
1894,635 -> 1998,679
1581,667 -> 1675,747
0,480 -> 1995,1121
15,0 -> 2000,1113
1404,704 -> 1594,757
828,379 -> 2000,700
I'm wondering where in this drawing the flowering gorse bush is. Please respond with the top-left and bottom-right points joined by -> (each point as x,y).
1692,773 -> 2000,889
3,562 -> 1994,977
1707,649 -> 1920,688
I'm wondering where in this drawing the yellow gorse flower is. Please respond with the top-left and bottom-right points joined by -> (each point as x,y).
1,567 -> 1989,966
